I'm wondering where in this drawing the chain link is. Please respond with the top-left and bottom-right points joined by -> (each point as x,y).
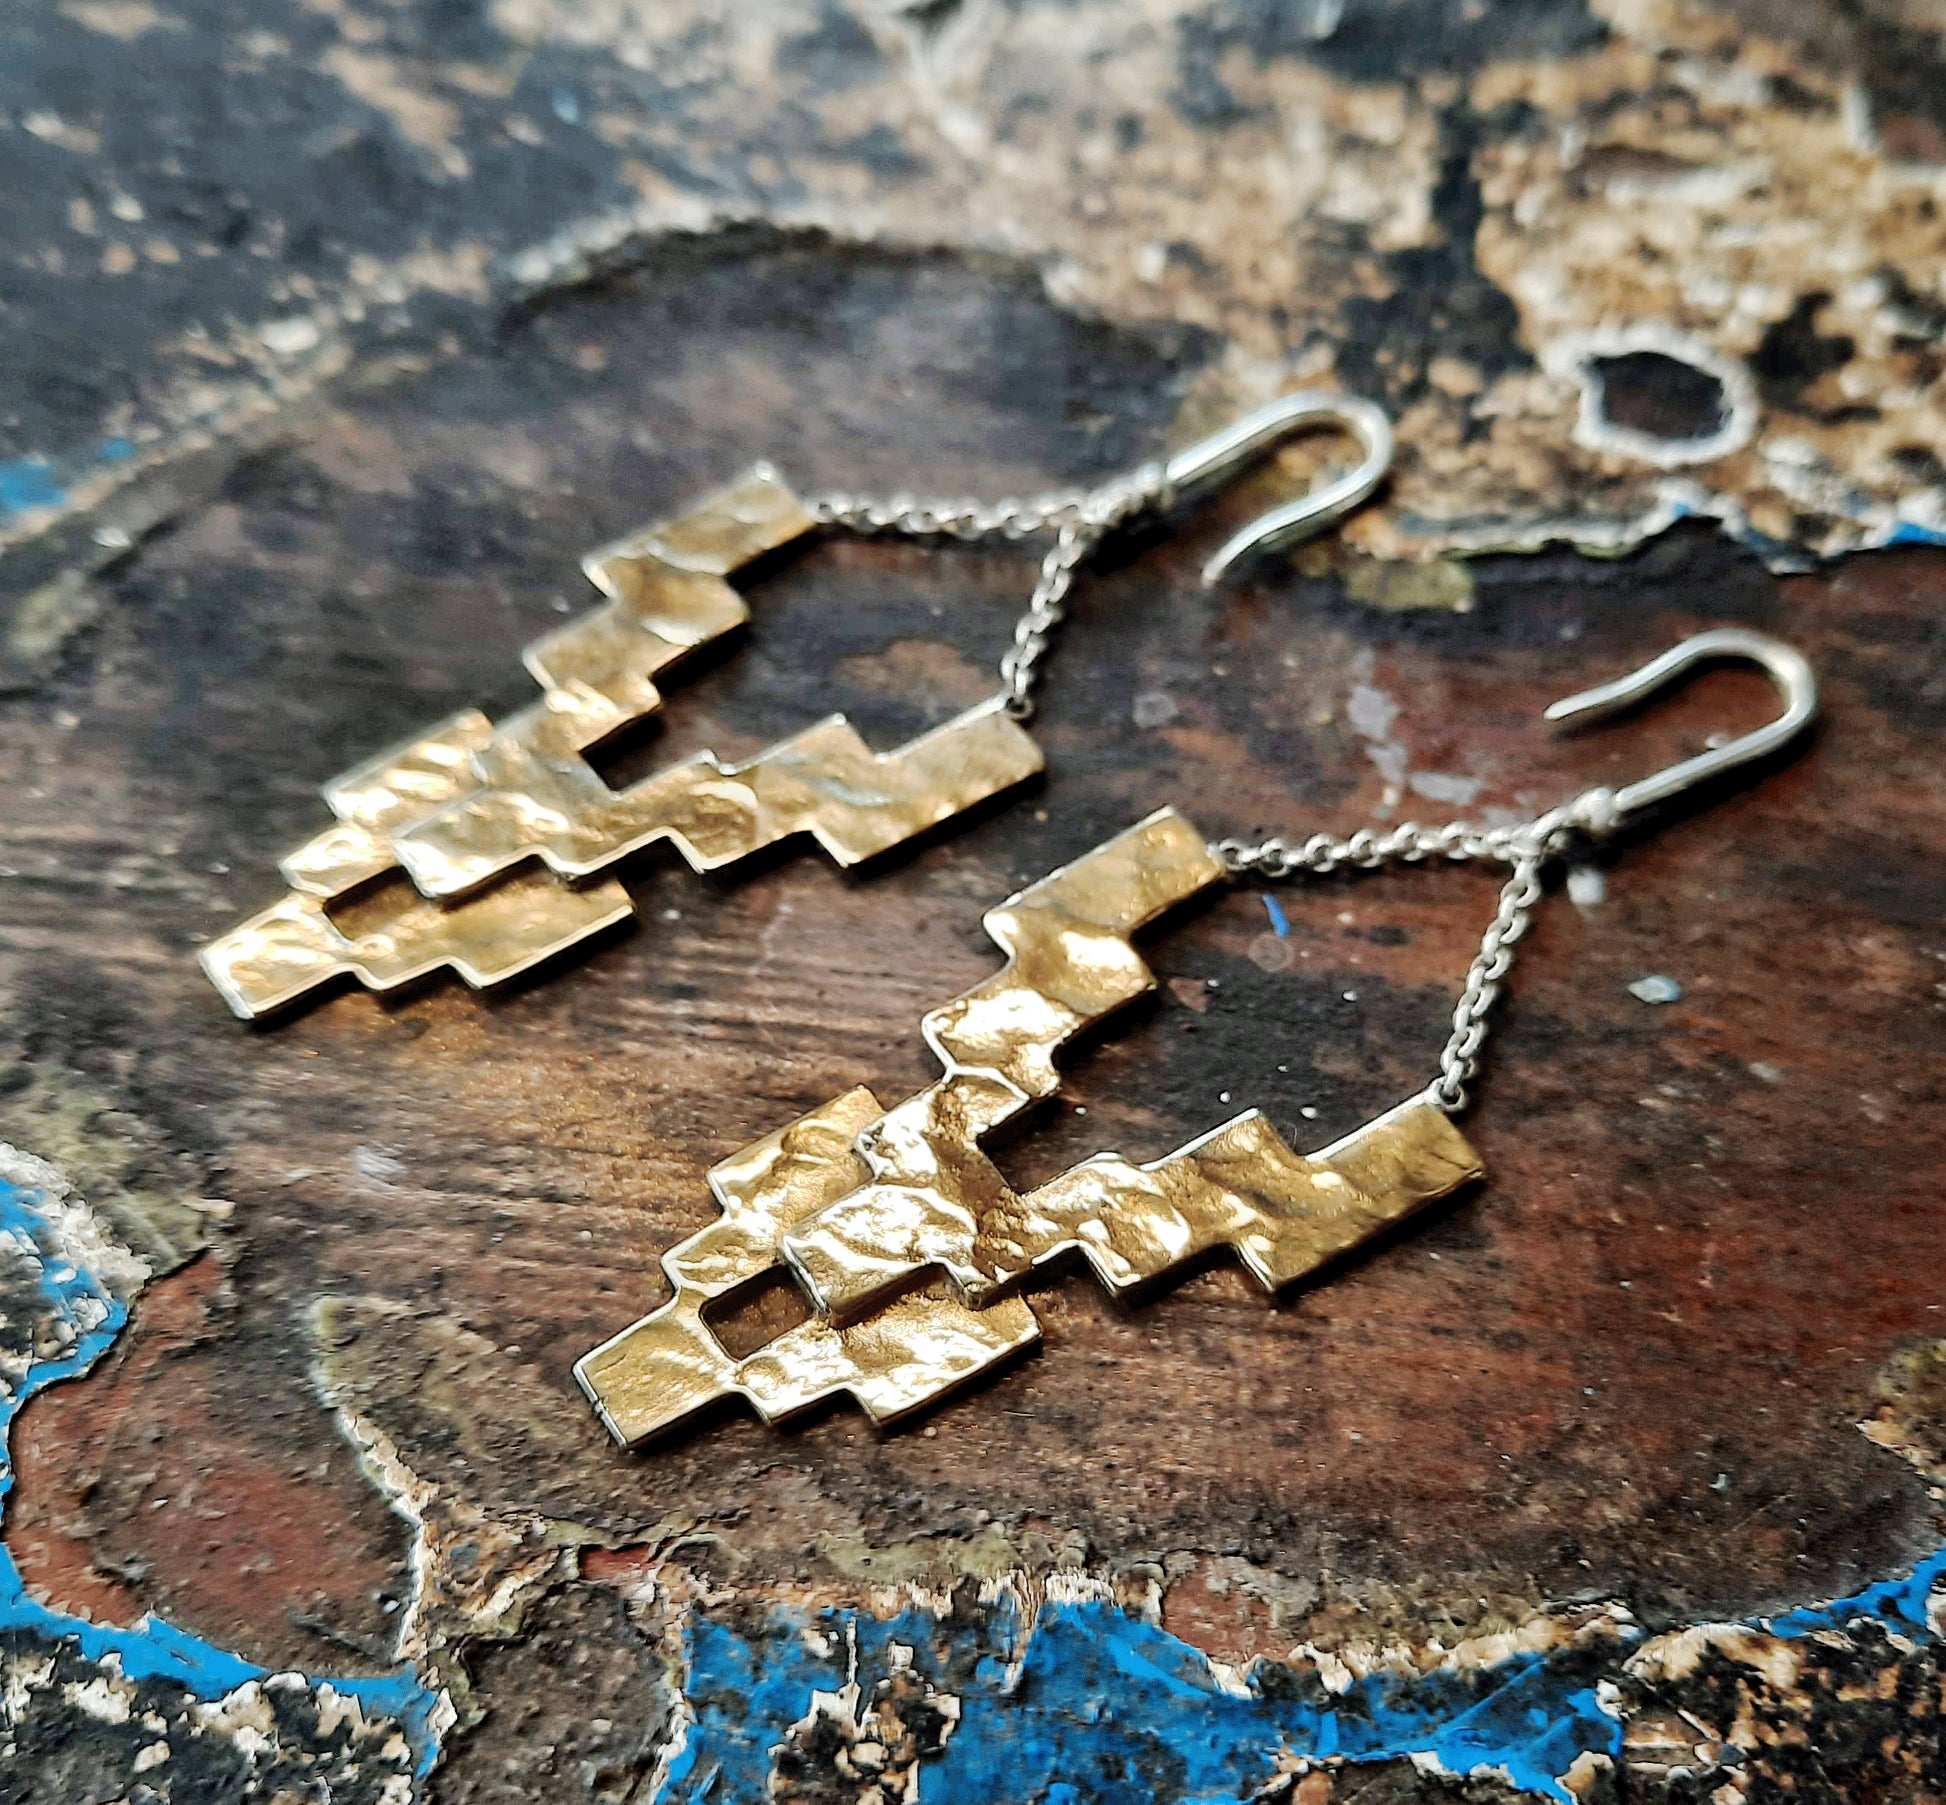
809,463 -> 1170,720
1427,850 -> 1549,1114
1217,807 -> 1580,1116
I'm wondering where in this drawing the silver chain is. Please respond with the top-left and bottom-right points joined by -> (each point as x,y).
1216,801 -> 1593,1115
1427,850 -> 1549,1113
809,452 -> 1643,1113
810,463 -> 1171,720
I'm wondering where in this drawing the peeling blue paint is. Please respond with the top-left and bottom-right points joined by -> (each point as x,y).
665,1519 -> 1946,1801
1768,1542 -> 1946,1642
1877,520 -> 1946,549
0,437 -> 135,519
665,1590 -> 1623,1803
0,1177 -> 444,1778
1262,892 -> 1291,938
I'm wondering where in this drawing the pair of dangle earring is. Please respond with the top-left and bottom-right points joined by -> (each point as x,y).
575,628 -> 1817,1447
198,394 -> 1390,1019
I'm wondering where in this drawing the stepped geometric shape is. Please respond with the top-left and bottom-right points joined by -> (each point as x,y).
574,1088 -> 1040,1446
776,807 -> 1229,1311
781,808 -> 1483,1320
964,1096 -> 1481,1299
577,807 -> 1487,1444
200,465 -> 1044,1018
391,696 -> 1034,899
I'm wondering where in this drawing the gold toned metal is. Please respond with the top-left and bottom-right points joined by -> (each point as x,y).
964,1097 -> 1481,1298
199,868 -> 638,1022
776,807 -> 1226,1313
573,1089 -> 1039,1447
780,808 -> 1482,1319
575,809 -> 1217,1446
200,465 -> 1044,1018
574,808 -> 1485,1444
390,694 -> 1035,900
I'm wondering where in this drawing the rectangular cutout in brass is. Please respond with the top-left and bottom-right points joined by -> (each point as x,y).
200,466 -> 1044,1018
573,1089 -> 1039,1447
576,808 -> 1483,1446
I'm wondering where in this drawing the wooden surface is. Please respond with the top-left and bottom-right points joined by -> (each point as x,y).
3,4 -> 1946,1802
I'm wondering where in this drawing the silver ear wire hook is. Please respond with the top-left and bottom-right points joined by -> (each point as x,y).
1544,626 -> 1819,830
1216,624 -> 1817,1116
811,389 -> 1391,716
1164,392 -> 1394,586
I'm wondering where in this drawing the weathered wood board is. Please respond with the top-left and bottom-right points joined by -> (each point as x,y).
2,3 -> 1945,1802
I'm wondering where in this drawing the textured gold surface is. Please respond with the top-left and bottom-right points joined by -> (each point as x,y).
577,808 -> 1486,1444
200,465 -> 1044,1017
973,1097 -> 1482,1297
781,807 -> 1227,1316
782,808 -> 1483,1319
573,1089 -> 1040,1446
391,693 -> 1036,899
199,868 -> 637,1022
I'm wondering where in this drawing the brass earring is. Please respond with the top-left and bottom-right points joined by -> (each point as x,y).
575,630 -> 1818,1444
200,393 -> 1391,1020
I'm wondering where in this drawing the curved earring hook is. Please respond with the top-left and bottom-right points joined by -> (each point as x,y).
1164,392 -> 1394,586
1544,626 -> 1818,826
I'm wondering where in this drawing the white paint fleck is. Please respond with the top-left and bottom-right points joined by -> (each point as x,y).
260,316 -> 323,357
1566,863 -> 1607,909
1406,770 -> 1482,805
1627,974 -> 1683,1005
67,1673 -> 135,1723
1345,682 -> 1398,744
352,1144 -> 406,1184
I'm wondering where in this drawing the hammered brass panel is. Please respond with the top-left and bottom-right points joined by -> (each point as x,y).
573,1088 -> 1039,1446
578,808 -> 1487,1443
199,464 -> 1044,1018
199,868 -> 636,1020
784,807 -> 1228,1319
391,694 -> 1037,899
972,1097 -> 1482,1297
782,812 -> 1483,1321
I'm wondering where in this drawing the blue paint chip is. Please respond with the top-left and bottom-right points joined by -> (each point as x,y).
664,1589 -> 1625,1803
1768,1543 -> 1946,1642
99,437 -> 135,462
1881,520 -> 1946,547
1262,893 -> 1291,938
664,1492 -> 1946,1801
0,460 -> 66,515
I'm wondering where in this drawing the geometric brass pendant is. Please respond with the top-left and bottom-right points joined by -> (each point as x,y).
576,807 -> 1484,1446
778,811 -> 1484,1323
199,465 -> 1045,1018
575,1088 -> 1041,1448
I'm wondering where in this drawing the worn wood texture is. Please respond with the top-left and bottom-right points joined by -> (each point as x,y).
3,3 -> 1946,1801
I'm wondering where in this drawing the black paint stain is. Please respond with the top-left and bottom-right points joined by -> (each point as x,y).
1751,293 -> 1856,414
1338,104 -> 1535,412
1174,0 -> 1605,94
